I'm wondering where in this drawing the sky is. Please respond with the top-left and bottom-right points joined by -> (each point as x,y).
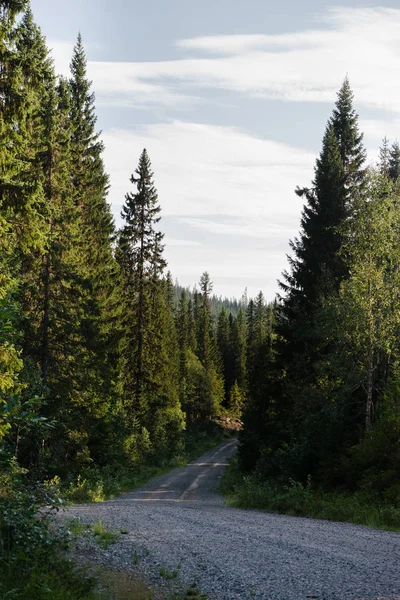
31,0 -> 400,300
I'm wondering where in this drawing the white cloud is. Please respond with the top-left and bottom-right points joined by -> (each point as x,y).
48,8 -> 400,113
165,237 -> 203,247
178,217 -> 297,239
46,7 -> 400,298
102,122 -> 314,299
46,7 -> 400,114
102,121 -> 314,221
47,40 -> 74,76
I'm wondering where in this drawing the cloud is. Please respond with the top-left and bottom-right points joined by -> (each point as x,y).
102,121 -> 314,222
178,216 -> 297,239
47,40 -> 74,76
46,7 -> 400,298
102,122 -> 314,299
45,7 -> 400,114
165,237 -> 203,247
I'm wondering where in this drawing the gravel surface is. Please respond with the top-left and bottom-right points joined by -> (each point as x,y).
60,439 -> 400,600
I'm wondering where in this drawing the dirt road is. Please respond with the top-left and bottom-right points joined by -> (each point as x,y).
64,439 -> 400,600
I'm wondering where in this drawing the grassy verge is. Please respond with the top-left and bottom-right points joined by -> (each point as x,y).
94,569 -> 208,600
220,457 -> 400,532
65,422 -> 234,503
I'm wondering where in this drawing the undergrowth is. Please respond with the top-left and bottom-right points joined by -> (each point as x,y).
65,422 -> 233,503
0,480 -> 98,600
220,457 -> 400,532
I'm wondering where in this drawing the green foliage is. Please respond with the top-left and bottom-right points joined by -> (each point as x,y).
183,350 -> 223,422
117,149 -> 184,459
0,478 -> 96,599
221,459 -> 400,531
64,422 -> 231,503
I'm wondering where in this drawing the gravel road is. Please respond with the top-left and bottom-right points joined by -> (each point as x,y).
63,439 -> 400,600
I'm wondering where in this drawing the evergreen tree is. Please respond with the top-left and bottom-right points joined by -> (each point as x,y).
389,141 -> 400,181
117,150 -> 184,460
197,272 -> 215,369
274,81 -> 366,480
240,80 -> 367,479
330,77 -> 366,198
229,307 -> 247,395
280,125 -> 345,322
379,136 -> 390,175
217,307 -> 231,406
68,33 -> 118,420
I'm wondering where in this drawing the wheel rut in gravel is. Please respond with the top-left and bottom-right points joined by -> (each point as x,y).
64,438 -> 400,600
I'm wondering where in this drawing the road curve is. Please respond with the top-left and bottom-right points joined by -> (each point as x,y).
64,439 -> 400,600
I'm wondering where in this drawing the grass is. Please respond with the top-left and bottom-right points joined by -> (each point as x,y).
169,582 -> 208,599
92,520 -> 121,549
66,517 -> 121,549
67,516 -> 92,536
159,564 -> 181,580
93,570 -> 208,600
220,457 -> 400,532
94,569 -> 154,599
131,549 -> 141,564
0,556 -> 99,600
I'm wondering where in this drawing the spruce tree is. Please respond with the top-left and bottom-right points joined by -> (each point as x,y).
241,79 -> 367,478
379,136 -> 390,175
275,79 -> 366,480
389,141 -> 400,181
330,77 -> 366,198
217,307 -> 231,406
229,307 -> 247,395
279,79 -> 366,341
68,33 -> 117,413
197,272 -> 215,369
117,150 -> 184,459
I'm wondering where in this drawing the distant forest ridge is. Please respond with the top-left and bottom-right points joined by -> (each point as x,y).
172,281 -> 273,317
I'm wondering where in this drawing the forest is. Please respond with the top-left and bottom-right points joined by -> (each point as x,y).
0,1 -> 399,598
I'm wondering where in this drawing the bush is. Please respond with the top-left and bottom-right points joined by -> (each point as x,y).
0,476 -> 96,599
221,458 -> 400,531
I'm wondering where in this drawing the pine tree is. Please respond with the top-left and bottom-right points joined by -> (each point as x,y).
229,307 -> 247,395
241,80 -> 367,479
379,136 -> 390,175
389,141 -> 400,181
68,33 -> 117,416
217,307 -> 231,405
117,150 -> 184,459
197,272 -> 215,369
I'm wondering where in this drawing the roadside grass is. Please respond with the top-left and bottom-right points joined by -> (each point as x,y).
94,569 -> 154,599
159,563 -> 181,580
94,570 -> 208,600
66,517 -> 121,549
64,521 -> 208,599
92,520 -> 121,548
0,555 -> 98,600
65,422 -> 235,504
220,457 -> 400,532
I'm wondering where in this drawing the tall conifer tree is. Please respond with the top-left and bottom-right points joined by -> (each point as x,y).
117,150 -> 184,459
389,141 -> 400,181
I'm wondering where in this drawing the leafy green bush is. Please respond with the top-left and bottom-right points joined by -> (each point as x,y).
0,476 -> 97,599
